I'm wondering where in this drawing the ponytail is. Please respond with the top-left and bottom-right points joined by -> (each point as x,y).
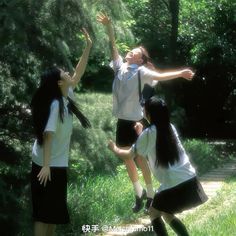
139,46 -> 157,71
67,97 -> 91,128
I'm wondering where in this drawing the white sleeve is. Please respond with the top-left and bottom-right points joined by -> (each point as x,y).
109,55 -> 123,73
44,100 -> 59,132
131,128 -> 150,158
68,86 -> 75,100
171,124 -> 184,151
140,66 -> 158,85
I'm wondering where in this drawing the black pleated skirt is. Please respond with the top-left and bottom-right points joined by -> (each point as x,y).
31,162 -> 70,224
152,177 -> 208,214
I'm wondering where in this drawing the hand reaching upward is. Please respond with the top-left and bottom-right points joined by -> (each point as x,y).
97,12 -> 111,25
81,28 -> 92,48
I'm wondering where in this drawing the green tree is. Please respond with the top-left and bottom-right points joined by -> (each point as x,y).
178,0 -> 236,137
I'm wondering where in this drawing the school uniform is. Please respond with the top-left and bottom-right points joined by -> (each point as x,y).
31,88 -> 74,224
132,124 -> 208,214
110,56 -> 158,147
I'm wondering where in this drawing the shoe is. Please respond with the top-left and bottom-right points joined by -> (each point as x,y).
144,197 -> 153,214
132,189 -> 147,213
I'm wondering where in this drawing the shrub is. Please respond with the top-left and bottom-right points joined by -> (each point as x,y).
183,139 -> 223,175
0,140 -> 32,236
69,92 -> 120,181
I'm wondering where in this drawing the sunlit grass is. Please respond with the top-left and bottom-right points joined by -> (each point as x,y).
58,167 -> 236,236
55,92 -> 236,235
167,176 -> 236,236
57,165 -> 151,235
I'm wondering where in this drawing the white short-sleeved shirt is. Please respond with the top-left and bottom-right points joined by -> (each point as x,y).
110,56 -> 158,121
32,87 -> 74,167
132,124 -> 196,192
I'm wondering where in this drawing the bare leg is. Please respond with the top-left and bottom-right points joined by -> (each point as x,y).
136,155 -> 152,185
34,221 -> 47,236
120,146 -> 139,183
162,212 -> 175,224
121,146 -> 146,212
124,158 -> 139,182
46,224 -> 56,236
136,154 -> 154,212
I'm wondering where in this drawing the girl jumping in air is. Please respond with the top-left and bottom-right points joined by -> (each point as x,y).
97,12 -> 195,213
108,96 -> 208,236
30,29 -> 92,236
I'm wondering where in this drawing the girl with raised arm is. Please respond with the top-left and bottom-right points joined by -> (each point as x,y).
97,13 -> 195,213
30,29 -> 92,236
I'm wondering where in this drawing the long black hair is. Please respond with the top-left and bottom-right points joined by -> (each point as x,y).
31,67 -> 90,145
144,96 -> 179,168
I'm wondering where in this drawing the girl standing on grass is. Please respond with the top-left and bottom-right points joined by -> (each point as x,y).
97,12 -> 195,214
108,96 -> 208,236
30,29 -> 92,236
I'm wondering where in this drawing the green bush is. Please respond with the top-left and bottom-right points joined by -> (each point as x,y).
69,92 -> 120,181
183,139 -> 223,175
0,139 -> 32,236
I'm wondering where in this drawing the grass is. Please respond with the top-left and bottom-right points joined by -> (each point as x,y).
57,163 -> 236,235
137,176 -> 236,236
56,92 -> 236,235
177,176 -> 236,236
57,165 -> 151,235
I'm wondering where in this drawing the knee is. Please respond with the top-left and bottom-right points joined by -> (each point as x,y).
124,158 -> 135,166
149,207 -> 161,221
136,156 -> 149,168
162,212 -> 175,224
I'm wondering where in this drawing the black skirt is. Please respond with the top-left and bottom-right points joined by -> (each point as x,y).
31,162 -> 70,224
151,177 -> 208,214
116,119 -> 138,147
116,119 -> 148,147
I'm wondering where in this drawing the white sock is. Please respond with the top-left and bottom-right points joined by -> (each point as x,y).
146,184 -> 155,198
133,181 -> 143,198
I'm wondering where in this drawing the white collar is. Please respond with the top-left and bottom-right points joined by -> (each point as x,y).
63,97 -> 69,106
127,64 -> 139,69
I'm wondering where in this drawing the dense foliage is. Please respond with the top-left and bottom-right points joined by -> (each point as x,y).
0,0 -> 235,235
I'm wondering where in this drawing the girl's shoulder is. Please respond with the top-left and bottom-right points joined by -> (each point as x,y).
68,86 -> 75,100
139,65 -> 155,72
50,99 -> 59,110
142,125 -> 156,137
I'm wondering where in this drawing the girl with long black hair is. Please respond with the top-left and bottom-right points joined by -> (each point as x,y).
30,29 -> 92,236
108,96 -> 208,236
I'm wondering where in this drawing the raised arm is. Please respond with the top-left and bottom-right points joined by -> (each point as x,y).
151,68 -> 195,81
71,28 -> 92,89
97,13 -> 119,61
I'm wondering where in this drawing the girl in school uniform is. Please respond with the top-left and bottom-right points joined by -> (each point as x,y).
97,12 -> 195,213
30,29 -> 92,236
108,96 -> 208,236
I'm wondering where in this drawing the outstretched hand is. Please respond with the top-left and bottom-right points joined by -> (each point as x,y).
81,28 -> 92,47
108,139 -> 117,153
181,69 -> 195,80
97,12 -> 111,25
